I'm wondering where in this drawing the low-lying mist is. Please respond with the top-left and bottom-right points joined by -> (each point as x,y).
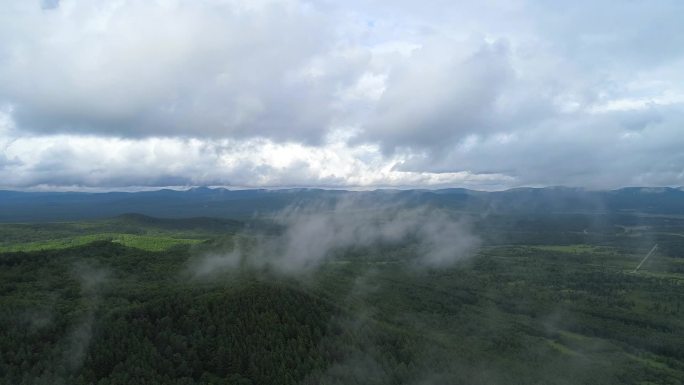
192,198 -> 481,277
65,263 -> 109,371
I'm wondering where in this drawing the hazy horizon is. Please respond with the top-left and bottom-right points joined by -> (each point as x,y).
3,184 -> 684,194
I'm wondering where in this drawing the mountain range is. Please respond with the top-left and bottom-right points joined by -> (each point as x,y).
2,186 -> 684,222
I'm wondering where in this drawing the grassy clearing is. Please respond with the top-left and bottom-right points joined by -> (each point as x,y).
531,244 -> 608,253
0,233 -> 204,252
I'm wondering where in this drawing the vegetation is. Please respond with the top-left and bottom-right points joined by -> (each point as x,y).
0,233 -> 203,253
1,210 -> 683,384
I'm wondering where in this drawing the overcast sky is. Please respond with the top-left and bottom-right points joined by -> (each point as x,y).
1,0 -> 683,191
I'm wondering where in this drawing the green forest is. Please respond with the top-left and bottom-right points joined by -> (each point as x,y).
1,211 -> 683,384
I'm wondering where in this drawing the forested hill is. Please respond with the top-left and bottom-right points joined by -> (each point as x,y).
2,187 -> 684,222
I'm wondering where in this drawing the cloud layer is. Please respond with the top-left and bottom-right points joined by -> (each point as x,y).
1,0 -> 683,189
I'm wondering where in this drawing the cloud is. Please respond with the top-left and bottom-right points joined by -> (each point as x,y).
396,104 -> 684,188
529,0 -> 684,70
1,0 -> 683,189
0,132 -> 512,189
193,198 -> 481,276
358,37 -> 514,151
40,0 -> 59,10
0,0 -> 363,143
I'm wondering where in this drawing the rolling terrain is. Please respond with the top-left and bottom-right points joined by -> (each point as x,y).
1,188 -> 683,384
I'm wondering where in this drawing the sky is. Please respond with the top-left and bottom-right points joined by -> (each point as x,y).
1,0 -> 683,191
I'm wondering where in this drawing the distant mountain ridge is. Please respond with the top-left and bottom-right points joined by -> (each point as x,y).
1,186 -> 684,222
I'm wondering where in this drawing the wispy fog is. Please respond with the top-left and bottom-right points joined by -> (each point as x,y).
64,263 -> 109,370
193,199 -> 480,276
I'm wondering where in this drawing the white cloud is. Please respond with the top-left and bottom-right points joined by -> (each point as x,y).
0,0 -> 358,142
0,0 -> 683,189
0,130 -> 514,189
